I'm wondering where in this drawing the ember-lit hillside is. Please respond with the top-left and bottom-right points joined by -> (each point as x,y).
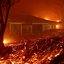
0,30 -> 64,64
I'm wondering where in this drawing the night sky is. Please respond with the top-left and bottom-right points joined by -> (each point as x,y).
10,0 -> 64,21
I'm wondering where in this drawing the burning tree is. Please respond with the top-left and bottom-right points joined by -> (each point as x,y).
0,0 -> 19,52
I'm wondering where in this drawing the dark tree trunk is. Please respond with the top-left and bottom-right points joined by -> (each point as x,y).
0,33 -> 4,54
0,23 -> 4,53
0,2 -> 5,53
0,0 -> 18,55
0,0 -> 10,53
0,35 -> 4,48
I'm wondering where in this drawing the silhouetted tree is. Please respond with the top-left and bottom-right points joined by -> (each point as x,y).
0,0 -> 19,53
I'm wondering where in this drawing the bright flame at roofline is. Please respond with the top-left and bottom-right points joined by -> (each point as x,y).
44,17 -> 50,20
56,20 -> 60,22
44,17 -> 61,22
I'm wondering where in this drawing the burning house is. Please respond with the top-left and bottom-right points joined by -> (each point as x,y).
5,15 -> 64,41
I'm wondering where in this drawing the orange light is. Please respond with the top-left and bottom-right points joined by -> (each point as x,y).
3,39 -> 9,44
56,20 -> 60,22
56,25 -> 59,29
44,17 -> 50,20
3,38 -> 11,45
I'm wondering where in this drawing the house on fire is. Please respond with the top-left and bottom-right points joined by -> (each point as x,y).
6,15 -> 64,39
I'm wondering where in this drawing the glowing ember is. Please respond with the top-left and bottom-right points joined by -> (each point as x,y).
56,25 -> 59,29
3,39 -> 8,44
3,39 -> 11,45
0,34 -> 63,64
25,63 -> 29,64
56,20 -> 60,22
44,17 -> 50,20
